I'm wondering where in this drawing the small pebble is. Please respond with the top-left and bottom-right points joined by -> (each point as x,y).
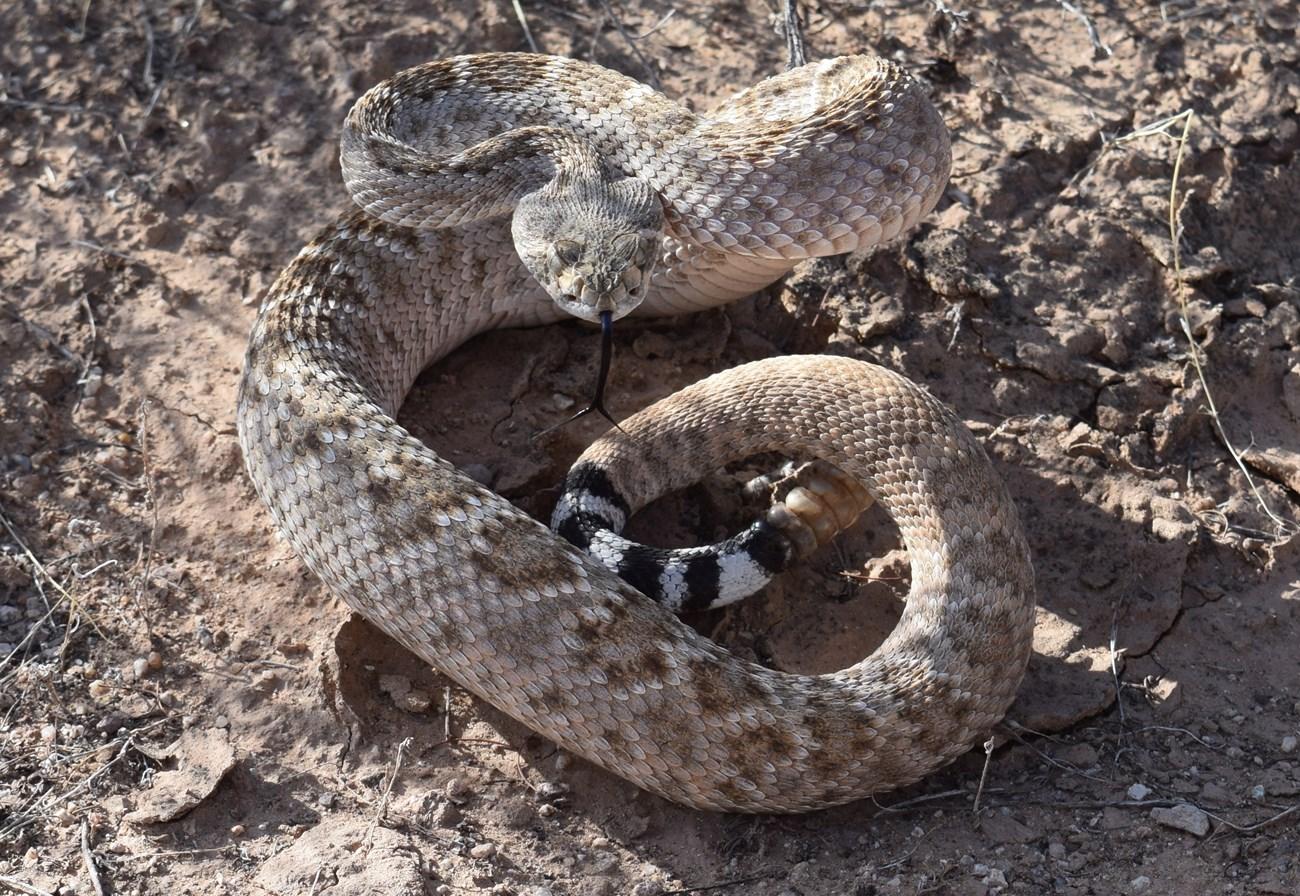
132,658 -> 149,679
538,804 -> 557,818
82,365 -> 103,397
591,836 -> 610,849
1127,783 -> 1151,801
147,651 -> 163,670
1249,784 -> 1265,800
434,800 -> 461,826
23,847 -> 38,867
40,723 -> 57,744
231,824 -> 246,836
1151,803 -> 1210,837
470,842 -> 497,860
88,679 -> 112,699
1282,736 -> 1297,754
535,781 -> 567,800
1130,875 -> 1151,892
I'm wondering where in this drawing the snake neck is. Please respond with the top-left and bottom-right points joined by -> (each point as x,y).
340,53 -> 950,262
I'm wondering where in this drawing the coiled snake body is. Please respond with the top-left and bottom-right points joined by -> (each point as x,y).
237,53 -> 1035,812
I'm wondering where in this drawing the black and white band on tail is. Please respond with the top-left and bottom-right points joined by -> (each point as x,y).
551,462 -> 812,613
552,458 -> 879,612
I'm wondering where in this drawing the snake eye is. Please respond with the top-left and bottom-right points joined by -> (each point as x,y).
553,240 -> 582,266
610,233 -> 639,262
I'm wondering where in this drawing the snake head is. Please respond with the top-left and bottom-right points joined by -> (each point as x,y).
513,174 -> 664,323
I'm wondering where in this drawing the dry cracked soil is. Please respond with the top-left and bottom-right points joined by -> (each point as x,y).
2,1 -> 1300,895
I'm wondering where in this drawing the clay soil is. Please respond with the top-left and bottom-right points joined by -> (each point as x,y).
3,1 -> 1300,894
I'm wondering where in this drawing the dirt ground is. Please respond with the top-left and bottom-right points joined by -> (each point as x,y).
2,1 -> 1299,894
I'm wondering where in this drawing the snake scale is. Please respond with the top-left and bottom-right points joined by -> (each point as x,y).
236,52 -> 1036,812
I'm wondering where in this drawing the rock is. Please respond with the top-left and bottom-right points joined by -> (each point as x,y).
1126,783 -> 1151,801
1261,767 -> 1300,797
982,812 -> 1039,844
1129,875 -> 1151,892
1283,365 -> 1300,420
125,728 -> 237,824
1199,781 -> 1233,804
470,842 -> 497,859
1150,803 -> 1210,837
535,781 -> 567,801
256,818 -> 424,895
1101,807 -> 1131,830
1282,736 -> 1297,754
433,800 -> 461,826
1057,743 -> 1099,768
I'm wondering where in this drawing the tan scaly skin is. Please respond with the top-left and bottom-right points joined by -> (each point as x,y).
236,53 -> 1036,812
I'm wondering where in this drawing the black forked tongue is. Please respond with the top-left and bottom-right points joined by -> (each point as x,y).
537,310 -> 624,438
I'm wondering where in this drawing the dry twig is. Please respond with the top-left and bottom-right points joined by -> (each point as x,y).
0,878 -> 57,896
80,818 -> 107,896
1057,1 -> 1112,58
781,0 -> 807,69
972,736 -> 996,814
363,736 -> 413,848
511,0 -> 540,53
595,0 -> 663,89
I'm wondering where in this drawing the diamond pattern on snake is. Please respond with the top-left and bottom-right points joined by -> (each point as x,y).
236,52 -> 1035,812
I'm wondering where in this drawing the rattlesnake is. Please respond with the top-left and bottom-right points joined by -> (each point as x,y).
236,53 -> 1036,812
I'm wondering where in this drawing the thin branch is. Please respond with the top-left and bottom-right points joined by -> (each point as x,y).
511,0 -> 540,53
781,0 -> 807,70
595,0 -> 663,90
1160,111 -> 1295,540
973,737 -> 996,814
363,736 -> 413,848
662,873 -> 772,895
80,818 -> 108,896
1057,1 -> 1112,58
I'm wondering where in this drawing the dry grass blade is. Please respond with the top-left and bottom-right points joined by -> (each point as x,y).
1086,110 -> 1296,542
1153,111 -> 1295,542
363,736 -> 414,849
511,0 -> 540,53
0,506 -> 114,676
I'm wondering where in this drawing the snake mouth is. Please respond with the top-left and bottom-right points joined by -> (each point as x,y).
554,288 -> 639,324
